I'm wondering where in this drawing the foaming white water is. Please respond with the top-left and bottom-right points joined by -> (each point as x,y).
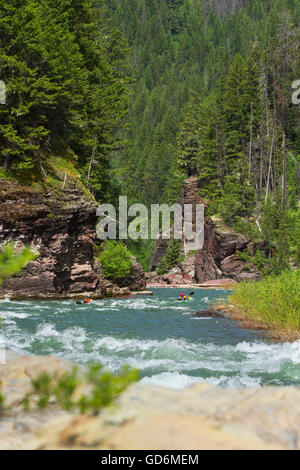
140,371 -> 262,390
4,320 -> 300,389
1,293 -> 300,390
36,323 -> 87,342
204,374 -> 262,389
94,335 -> 194,355
236,340 -> 300,369
0,310 -> 30,319
1,319 -> 16,326
141,372 -> 201,390
94,296 -> 194,312
37,323 -> 61,337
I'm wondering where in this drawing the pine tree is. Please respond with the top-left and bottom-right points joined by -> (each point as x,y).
0,0 -> 54,172
177,93 -> 201,177
0,0 -> 130,201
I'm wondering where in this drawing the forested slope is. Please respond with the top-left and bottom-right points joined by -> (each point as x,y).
107,0 -> 300,270
1,0 -> 299,272
0,0 -> 130,201
107,0 -> 299,202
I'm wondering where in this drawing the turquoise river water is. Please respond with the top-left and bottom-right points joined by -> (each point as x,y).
1,288 -> 300,389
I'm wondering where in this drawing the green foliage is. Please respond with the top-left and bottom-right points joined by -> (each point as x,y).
22,363 -> 139,414
53,367 -> 79,412
157,239 -> 182,275
1,1 -> 299,275
104,0 -> 300,278
230,269 -> 300,334
252,250 -> 268,271
237,251 -> 251,262
177,92 -> 202,176
259,197 -> 297,272
261,198 -> 282,250
233,218 -> 261,241
77,364 -> 138,415
126,239 -> 155,272
0,0 -> 130,201
287,208 -> 300,264
219,178 -> 255,226
156,257 -> 169,276
106,0 -> 300,207
30,372 -> 53,410
99,241 -> 133,279
0,244 -> 37,285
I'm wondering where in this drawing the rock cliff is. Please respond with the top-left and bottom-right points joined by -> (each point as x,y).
150,176 -> 261,285
0,178 -> 146,299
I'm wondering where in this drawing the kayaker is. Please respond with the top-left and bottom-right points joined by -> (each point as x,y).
178,293 -> 189,301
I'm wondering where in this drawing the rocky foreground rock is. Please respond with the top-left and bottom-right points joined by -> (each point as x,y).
1,353 -> 300,450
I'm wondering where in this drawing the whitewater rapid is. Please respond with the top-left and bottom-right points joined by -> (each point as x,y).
0,289 -> 299,390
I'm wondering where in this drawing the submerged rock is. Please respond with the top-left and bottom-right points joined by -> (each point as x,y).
193,309 -> 225,318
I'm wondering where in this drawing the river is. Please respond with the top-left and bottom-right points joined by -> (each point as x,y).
1,288 -> 300,389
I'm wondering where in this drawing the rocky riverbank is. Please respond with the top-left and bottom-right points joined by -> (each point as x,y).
146,276 -> 237,290
215,302 -> 300,342
0,177 -> 146,300
1,352 -> 300,450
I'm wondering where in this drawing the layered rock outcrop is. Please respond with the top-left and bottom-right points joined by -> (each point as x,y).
150,177 -> 261,285
0,179 -> 146,299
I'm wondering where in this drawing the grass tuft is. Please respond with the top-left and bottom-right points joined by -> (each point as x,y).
227,270 -> 300,340
21,363 -> 139,415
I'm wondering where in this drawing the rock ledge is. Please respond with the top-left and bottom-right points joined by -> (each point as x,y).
1,353 -> 300,450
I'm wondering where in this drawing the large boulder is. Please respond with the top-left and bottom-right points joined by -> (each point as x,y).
19,381 -> 300,450
2,354 -> 300,450
221,255 -> 260,281
194,220 -> 222,283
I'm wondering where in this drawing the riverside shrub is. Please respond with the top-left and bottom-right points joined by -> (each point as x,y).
99,241 -> 133,279
229,270 -> 300,333
0,244 -> 36,285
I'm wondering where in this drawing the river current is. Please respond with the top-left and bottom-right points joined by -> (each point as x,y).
1,288 -> 300,389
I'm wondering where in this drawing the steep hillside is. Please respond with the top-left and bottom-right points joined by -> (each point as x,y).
107,0 -> 300,206
107,0 -> 300,273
